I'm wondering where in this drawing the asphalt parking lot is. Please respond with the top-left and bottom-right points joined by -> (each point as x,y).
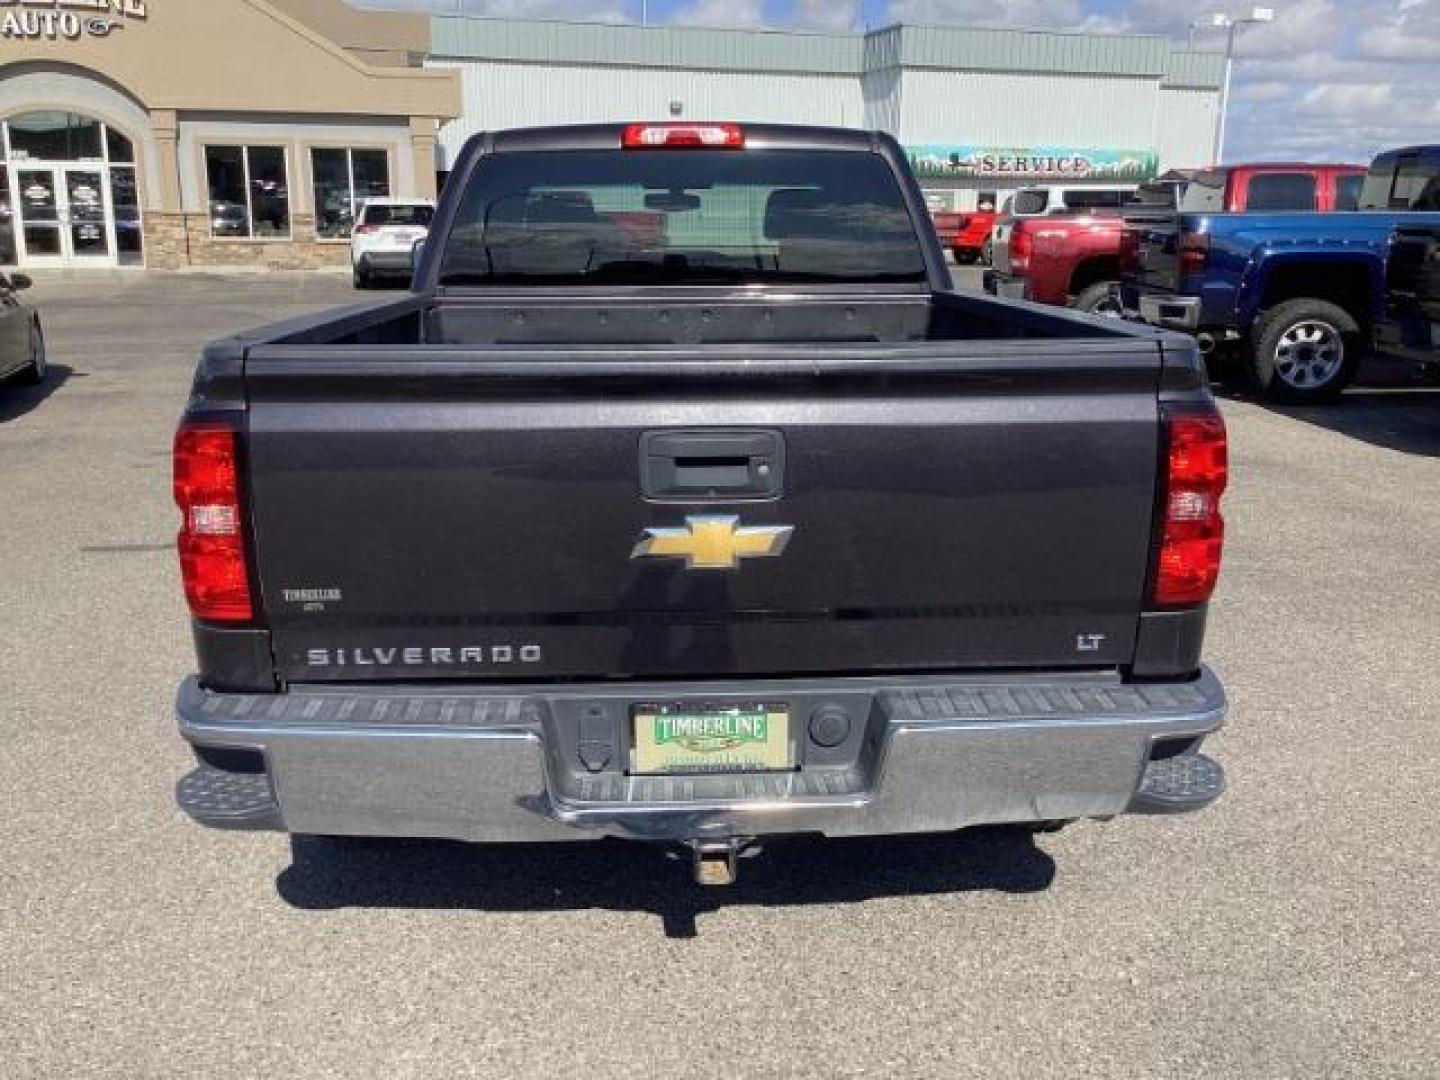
2,269 -> 1437,1079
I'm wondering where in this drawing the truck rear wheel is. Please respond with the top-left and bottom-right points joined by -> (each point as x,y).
1249,298 -> 1361,402
1073,282 -> 1123,317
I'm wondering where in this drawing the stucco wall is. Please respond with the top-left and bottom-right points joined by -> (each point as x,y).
269,0 -> 428,66
0,0 -> 457,119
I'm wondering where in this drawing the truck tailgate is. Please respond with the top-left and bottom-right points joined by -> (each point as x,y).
243,344 -> 1163,683
1124,209 -> 1183,293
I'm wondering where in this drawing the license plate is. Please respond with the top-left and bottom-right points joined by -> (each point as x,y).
630,703 -> 792,775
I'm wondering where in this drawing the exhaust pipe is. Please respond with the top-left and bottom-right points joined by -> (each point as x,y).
1196,333 -> 1217,356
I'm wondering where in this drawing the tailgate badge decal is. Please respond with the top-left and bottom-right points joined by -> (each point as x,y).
632,516 -> 793,571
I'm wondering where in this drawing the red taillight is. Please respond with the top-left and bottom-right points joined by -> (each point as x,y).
1151,406 -> 1228,607
621,123 -> 745,149
173,422 -> 253,622
1010,222 -> 1034,270
354,223 -> 379,234
1180,231 -> 1210,276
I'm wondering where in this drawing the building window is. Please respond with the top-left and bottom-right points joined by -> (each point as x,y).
6,111 -> 103,162
311,147 -> 390,239
0,165 -> 15,266
110,167 -> 142,265
106,126 -> 135,165
205,145 -> 290,239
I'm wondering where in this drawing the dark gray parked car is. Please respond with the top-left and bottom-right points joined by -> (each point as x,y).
0,273 -> 44,385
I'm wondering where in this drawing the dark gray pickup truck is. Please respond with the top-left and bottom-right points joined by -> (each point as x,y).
173,123 -> 1229,884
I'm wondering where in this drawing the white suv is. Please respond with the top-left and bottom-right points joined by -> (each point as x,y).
350,198 -> 436,288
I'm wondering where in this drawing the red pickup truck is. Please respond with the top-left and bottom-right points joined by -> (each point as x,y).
985,164 -> 1366,314
931,209 -> 997,264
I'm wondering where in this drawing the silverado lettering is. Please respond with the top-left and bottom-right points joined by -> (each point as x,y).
305,646 -> 542,667
173,121 -> 1230,886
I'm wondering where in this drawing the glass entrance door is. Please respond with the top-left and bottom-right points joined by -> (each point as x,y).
11,166 -> 117,267
63,168 -> 113,263
15,168 -> 64,267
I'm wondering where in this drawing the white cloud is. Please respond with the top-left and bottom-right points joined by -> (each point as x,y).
793,0 -> 861,31
1357,0 -> 1440,60
885,0 -> 1086,28
669,0 -> 765,27
1234,80 -> 1291,102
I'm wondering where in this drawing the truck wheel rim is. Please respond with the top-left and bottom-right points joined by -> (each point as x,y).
1090,296 -> 1124,318
1274,320 -> 1342,389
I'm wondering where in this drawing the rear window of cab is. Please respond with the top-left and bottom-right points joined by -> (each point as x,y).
437,149 -> 928,287
360,204 -> 434,227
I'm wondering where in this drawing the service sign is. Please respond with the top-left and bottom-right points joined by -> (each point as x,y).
0,0 -> 147,41
907,145 -> 1159,182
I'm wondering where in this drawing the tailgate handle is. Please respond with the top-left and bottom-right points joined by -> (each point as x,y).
640,430 -> 784,501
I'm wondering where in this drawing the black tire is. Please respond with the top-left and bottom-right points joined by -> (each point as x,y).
19,319 -> 45,385
980,238 -> 993,266
952,248 -> 979,266
1248,298 -> 1361,402
352,265 -> 370,290
1073,281 -> 1124,317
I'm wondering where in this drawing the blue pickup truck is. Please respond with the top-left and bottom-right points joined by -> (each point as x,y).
1123,145 -> 1440,401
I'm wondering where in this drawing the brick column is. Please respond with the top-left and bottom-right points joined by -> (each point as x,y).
146,109 -> 187,269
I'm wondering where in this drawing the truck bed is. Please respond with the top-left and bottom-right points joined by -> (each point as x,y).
241,287 -> 1152,350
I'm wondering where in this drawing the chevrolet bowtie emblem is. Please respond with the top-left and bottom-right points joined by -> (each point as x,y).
632,515 -> 794,570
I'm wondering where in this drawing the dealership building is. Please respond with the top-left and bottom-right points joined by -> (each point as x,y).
0,1 -> 1223,271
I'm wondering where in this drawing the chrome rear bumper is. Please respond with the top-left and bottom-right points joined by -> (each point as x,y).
1135,294 -> 1202,331
176,669 -> 1226,843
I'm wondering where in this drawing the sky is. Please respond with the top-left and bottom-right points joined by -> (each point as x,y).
351,0 -> 1440,163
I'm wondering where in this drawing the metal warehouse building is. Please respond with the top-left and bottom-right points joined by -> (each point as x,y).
426,16 -> 1226,213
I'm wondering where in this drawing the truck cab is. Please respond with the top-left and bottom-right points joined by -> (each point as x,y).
1179,163 -> 1365,215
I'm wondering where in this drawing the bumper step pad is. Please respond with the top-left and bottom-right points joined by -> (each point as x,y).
1128,753 -> 1225,814
176,766 -> 281,831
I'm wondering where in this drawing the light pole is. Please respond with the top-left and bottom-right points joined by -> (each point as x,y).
1192,7 -> 1275,165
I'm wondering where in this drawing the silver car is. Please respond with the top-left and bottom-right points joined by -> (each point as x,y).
0,273 -> 45,385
